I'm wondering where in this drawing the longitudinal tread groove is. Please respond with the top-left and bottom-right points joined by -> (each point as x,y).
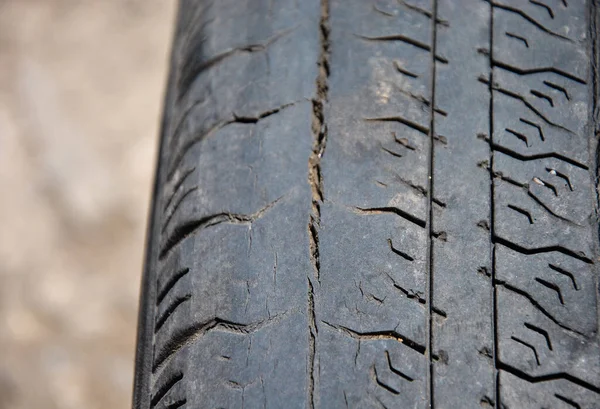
426,1 -> 439,407
487,2 -> 501,406
527,191 -> 580,225
307,1 -> 330,407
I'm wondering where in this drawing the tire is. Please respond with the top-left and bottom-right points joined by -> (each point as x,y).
133,1 -> 600,408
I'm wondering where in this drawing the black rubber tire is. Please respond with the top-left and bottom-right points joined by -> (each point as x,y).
133,1 -> 600,408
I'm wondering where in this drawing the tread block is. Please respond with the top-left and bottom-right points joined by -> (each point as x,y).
492,5 -> 587,79
493,92 -> 589,166
493,0 -> 587,41
318,203 -> 428,340
500,370 -> 599,409
494,179 -> 594,261
494,152 -> 594,225
497,286 -> 600,388
496,244 -> 598,336
317,324 -> 427,409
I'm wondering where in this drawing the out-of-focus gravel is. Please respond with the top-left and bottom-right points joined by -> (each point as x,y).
0,1 -> 176,408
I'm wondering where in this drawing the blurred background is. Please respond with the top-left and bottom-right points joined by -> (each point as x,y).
0,1 -> 176,408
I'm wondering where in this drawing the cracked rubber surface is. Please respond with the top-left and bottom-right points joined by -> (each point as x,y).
133,0 -> 600,408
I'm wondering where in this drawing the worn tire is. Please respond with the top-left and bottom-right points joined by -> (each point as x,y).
133,1 -> 600,408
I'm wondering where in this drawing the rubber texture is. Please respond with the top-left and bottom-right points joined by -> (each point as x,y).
133,1 -> 600,408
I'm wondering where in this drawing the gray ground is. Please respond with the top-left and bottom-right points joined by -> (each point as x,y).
0,1 -> 175,408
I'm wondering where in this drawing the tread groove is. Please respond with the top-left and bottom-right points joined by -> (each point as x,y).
372,365 -> 400,395
530,89 -> 554,107
491,59 -> 585,85
524,322 -> 553,351
167,102 -> 298,180
394,173 -> 427,196
161,187 -> 198,233
151,372 -> 183,408
306,1 -> 330,407
426,2 -> 439,407
527,191 -> 581,226
159,197 -> 282,259
356,34 -> 448,63
534,277 -> 565,305
385,350 -> 415,382
505,128 -> 529,146
480,76 -> 575,133
507,204 -> 534,224
163,167 -> 196,213
529,0 -> 554,19
321,321 -> 427,355
365,116 -> 430,135
153,314 -> 285,372
496,281 -> 584,336
356,206 -> 426,228
490,141 -> 588,170
554,394 -> 581,409
505,32 -> 529,47
497,362 -> 600,394
493,237 -> 593,264
489,2 -> 572,41
548,264 -> 578,290
394,60 -> 419,78
387,239 -> 415,262
510,336 -> 541,365
177,27 -> 297,100
154,294 -> 192,333
156,268 -> 191,305
543,80 -> 570,100
519,118 -> 545,141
